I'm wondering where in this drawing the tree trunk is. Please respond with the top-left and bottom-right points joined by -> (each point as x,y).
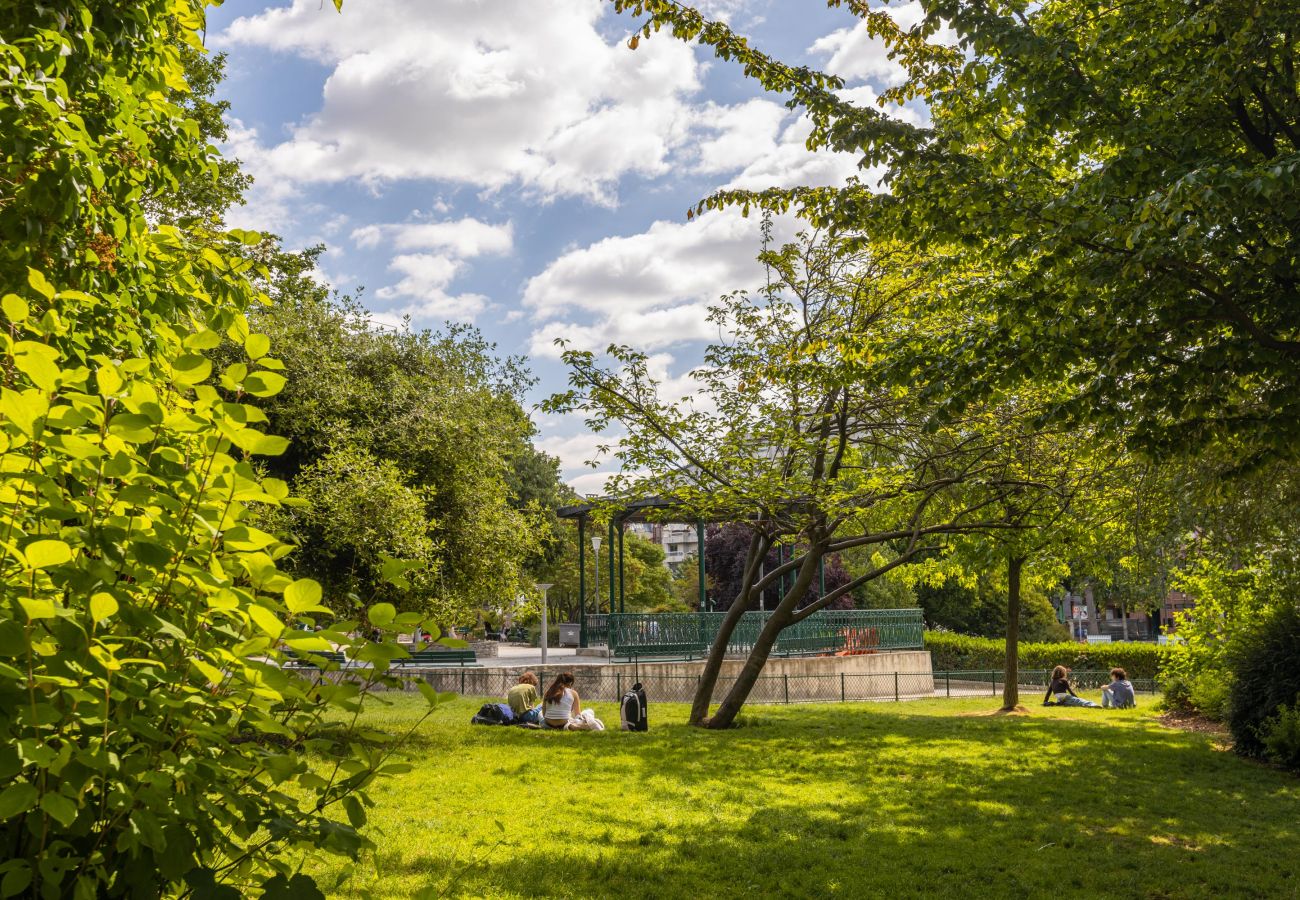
688,531 -> 769,726
1002,555 -> 1026,710
705,545 -> 822,729
1121,598 -> 1129,641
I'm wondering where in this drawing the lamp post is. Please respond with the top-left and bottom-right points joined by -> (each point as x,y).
591,535 -> 603,614
538,583 -> 553,664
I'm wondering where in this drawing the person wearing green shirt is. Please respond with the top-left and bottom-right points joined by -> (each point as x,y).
507,672 -> 541,724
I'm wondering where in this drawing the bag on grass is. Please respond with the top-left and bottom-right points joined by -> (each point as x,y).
470,702 -> 515,726
620,682 -> 648,732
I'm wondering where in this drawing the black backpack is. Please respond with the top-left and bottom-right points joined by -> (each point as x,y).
470,702 -> 514,726
620,683 -> 648,732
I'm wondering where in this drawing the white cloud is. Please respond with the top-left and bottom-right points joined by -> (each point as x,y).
218,0 -> 705,205
351,218 -> 514,257
523,208 -> 786,358
809,2 -> 955,87
352,215 -> 511,324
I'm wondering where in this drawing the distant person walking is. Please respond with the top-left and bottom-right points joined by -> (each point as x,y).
1043,665 -> 1099,707
1101,668 -> 1136,709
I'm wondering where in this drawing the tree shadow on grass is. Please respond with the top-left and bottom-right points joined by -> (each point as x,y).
343,703 -> 1299,899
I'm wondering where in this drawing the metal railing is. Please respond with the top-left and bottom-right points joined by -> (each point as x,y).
583,614 -> 608,646
601,608 -> 925,659
370,667 -> 1154,706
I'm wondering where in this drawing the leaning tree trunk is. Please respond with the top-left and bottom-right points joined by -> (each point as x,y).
688,531 -> 768,725
704,546 -> 823,729
1002,555 -> 1026,710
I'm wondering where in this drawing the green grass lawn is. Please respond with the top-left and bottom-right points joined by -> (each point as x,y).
308,693 -> 1299,899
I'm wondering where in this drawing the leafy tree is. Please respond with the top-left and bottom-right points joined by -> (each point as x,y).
233,262 -> 547,619
0,2 -> 437,896
704,523 -> 853,612
612,0 -> 1300,464
547,232 -> 1030,728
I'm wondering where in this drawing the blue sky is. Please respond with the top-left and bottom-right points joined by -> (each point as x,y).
205,0 -> 925,492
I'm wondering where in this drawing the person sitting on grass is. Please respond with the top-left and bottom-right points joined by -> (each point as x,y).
542,672 -> 604,731
1043,665 -> 1100,707
507,671 -> 542,725
1101,667 -> 1136,709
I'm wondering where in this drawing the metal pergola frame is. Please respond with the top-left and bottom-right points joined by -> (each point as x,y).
556,497 -> 826,649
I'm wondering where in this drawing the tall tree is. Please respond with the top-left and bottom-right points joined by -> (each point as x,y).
548,232 -> 1028,728
611,0 -> 1300,466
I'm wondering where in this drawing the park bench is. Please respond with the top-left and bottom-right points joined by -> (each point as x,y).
614,642 -> 706,661
394,649 -> 478,667
283,649 -> 347,669
505,626 -> 528,643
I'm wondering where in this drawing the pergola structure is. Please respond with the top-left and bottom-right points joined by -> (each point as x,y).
556,497 -> 827,649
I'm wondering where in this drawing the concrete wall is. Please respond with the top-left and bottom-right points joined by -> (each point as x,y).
393,650 -> 934,704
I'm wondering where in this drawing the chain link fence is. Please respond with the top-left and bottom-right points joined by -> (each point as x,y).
303,666 -> 1155,705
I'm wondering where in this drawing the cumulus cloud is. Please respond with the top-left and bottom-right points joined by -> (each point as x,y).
522,208 -> 786,358
355,216 -> 512,325
218,0 -> 704,205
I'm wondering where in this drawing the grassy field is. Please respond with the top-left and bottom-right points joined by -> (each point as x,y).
308,693 -> 1299,899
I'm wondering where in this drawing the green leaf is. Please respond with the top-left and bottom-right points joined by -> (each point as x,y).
284,579 -> 323,612
95,364 -> 123,396
0,388 -> 48,435
25,539 -> 72,569
245,333 -> 271,360
13,342 -> 61,393
39,792 -> 77,827
367,603 -> 396,628
89,592 -> 118,622
171,354 -> 213,386
260,873 -> 326,900
2,295 -> 28,323
243,371 -> 286,397
0,784 -> 38,820
0,861 -> 32,897
247,604 -> 284,637
26,269 -> 54,301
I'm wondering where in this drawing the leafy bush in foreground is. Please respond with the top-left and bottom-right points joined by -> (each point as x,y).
0,2 -> 435,896
924,631 -> 1170,679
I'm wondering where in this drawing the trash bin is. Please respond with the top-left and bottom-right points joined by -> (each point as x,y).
558,623 -> 580,647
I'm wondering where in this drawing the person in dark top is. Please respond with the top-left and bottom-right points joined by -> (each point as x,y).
1043,665 -> 1100,707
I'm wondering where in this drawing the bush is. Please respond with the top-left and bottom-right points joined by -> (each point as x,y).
0,4 -> 443,896
924,631 -> 1170,679
1227,602 -> 1300,759
1261,703 -> 1300,771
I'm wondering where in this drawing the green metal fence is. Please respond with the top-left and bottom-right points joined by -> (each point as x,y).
602,608 -> 925,659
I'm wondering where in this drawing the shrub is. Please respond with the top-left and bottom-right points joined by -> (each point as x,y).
924,631 -> 1170,679
0,3 -> 444,896
1260,703 -> 1300,771
1227,602 -> 1300,759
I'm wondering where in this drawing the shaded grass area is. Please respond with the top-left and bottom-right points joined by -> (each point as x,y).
310,694 -> 1299,899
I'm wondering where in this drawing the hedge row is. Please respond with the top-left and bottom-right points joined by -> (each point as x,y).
924,631 -> 1172,680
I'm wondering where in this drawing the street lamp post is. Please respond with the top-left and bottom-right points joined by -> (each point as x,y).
538,583 -> 553,665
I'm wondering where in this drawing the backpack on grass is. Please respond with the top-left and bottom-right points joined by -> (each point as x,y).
470,702 -> 515,726
620,682 -> 648,732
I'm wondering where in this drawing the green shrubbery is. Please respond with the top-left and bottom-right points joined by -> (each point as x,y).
924,631 -> 1170,679
1226,602 -> 1300,764
0,3 -> 444,896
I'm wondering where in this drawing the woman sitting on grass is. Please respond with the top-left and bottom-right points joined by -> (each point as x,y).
1043,665 -> 1100,707
543,672 -> 604,731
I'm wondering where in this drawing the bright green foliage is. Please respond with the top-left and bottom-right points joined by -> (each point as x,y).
1261,702 -> 1300,771
910,576 -> 1066,642
234,260 -> 549,618
304,696 -> 1300,899
531,528 -> 675,621
612,0 -> 1300,463
0,2 -> 439,896
924,632 -> 1170,680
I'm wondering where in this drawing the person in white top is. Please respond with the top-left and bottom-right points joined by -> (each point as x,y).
542,672 -> 604,731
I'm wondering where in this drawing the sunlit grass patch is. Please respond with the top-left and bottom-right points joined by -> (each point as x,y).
306,694 -> 1299,899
